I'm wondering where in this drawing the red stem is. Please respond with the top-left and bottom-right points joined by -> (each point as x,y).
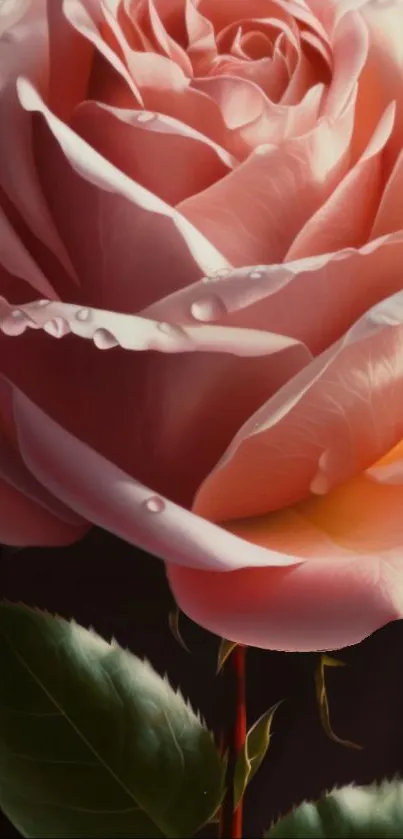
231,645 -> 247,839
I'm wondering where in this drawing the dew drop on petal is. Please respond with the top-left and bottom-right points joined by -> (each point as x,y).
10,309 -> 23,318
157,322 -> 187,340
137,111 -> 155,123
37,299 -> 50,307
249,270 -> 263,279
93,328 -> 119,350
76,307 -> 91,322
190,294 -> 227,322
202,268 -> 231,283
310,452 -> 332,495
143,495 -> 165,513
43,317 -> 67,338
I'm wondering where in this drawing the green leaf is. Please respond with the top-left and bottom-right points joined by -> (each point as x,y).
168,608 -> 189,653
0,602 -> 225,838
264,779 -> 403,837
233,701 -> 283,810
315,654 -> 361,750
216,639 -> 238,674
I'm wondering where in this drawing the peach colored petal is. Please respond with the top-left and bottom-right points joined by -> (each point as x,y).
18,79 -> 230,312
198,0 -> 329,45
144,234 -> 403,357
0,283 -> 311,509
167,549 -> 401,650
0,474 -> 88,547
352,0 -> 403,168
63,0 -> 143,104
286,102 -> 395,259
210,52 -> 290,103
191,74 -> 323,158
71,100 -> 235,205
131,0 -> 192,75
184,0 -> 217,74
13,391 -> 302,570
193,291 -> 403,523
169,451 -> 403,650
321,11 -> 368,119
177,95 -> 354,265
371,146 -> 403,239
76,2 -> 231,149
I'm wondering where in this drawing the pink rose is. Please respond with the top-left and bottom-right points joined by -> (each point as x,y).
2,0 -> 403,651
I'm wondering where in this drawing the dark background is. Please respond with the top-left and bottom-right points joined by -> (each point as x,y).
2,529 -> 403,837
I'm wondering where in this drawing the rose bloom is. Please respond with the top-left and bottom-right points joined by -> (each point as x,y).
2,0 -> 403,651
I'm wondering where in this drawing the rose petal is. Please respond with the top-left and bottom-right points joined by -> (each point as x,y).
352,0 -> 403,167
18,78 -> 231,312
177,94 -> 354,264
13,391 -> 302,570
321,10 -> 368,119
193,290 -> 403,522
130,0 -> 192,75
185,0 -> 217,73
192,74 -> 323,158
71,100 -> 235,205
0,2 -> 78,282
167,543 -> 401,651
63,0 -> 144,103
371,145 -> 403,239
144,233 -> 403,356
286,101 -> 395,259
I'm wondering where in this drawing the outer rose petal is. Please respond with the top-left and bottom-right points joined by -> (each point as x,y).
0,475 -> 88,546
12,391 -> 301,571
144,234 -> 403,357
0,296 -> 311,508
193,291 -> 403,522
167,547 -> 402,651
169,408 -> 403,651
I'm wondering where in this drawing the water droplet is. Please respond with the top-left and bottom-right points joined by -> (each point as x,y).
202,267 -> 231,283
93,328 -> 119,350
249,270 -> 263,279
157,322 -> 187,340
190,294 -> 227,323
43,317 -> 67,338
37,299 -> 50,307
144,495 -> 165,513
137,111 -> 155,123
310,451 -> 331,495
76,307 -> 91,322
10,309 -> 23,318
